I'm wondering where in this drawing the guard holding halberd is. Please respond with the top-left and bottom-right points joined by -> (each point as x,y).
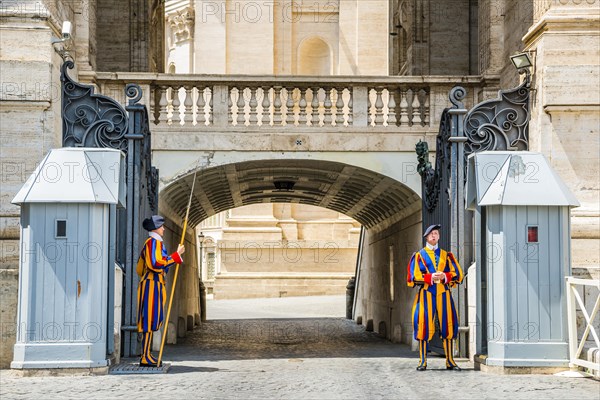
136,215 -> 185,367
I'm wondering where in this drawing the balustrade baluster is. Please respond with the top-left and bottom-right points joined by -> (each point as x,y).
323,88 -> 333,126
387,89 -> 397,127
286,87 -> 295,126
196,86 -> 206,125
367,89 -> 374,126
206,87 -> 213,125
150,86 -> 157,124
172,86 -> 181,125
298,88 -> 308,126
273,87 -> 282,126
411,90 -> 422,126
399,90 -> 409,125
236,87 -> 246,126
249,87 -> 258,125
158,86 -> 169,124
347,91 -> 353,125
261,87 -> 271,126
374,88 -> 384,126
225,88 -> 232,125
335,88 -> 345,126
184,86 -> 194,125
311,87 -> 320,126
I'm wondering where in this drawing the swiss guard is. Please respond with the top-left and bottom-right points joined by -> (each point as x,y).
406,224 -> 464,371
136,215 -> 185,367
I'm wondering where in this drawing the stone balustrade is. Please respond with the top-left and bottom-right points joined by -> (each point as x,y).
93,74 -> 483,132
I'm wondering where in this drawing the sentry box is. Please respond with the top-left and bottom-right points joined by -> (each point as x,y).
11,148 -> 125,370
466,151 -> 580,369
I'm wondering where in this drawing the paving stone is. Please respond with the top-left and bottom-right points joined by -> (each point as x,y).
1,296 -> 598,399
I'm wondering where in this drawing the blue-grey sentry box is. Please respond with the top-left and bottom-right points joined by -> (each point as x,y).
466,151 -> 580,368
11,148 -> 125,369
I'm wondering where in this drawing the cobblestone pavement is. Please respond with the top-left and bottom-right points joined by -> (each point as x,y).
1,296 -> 598,399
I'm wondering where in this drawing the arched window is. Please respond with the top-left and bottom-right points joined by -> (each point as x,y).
297,37 -> 332,76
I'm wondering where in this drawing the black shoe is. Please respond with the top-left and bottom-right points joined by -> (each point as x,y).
139,361 -> 158,368
416,365 -> 427,371
446,365 -> 461,371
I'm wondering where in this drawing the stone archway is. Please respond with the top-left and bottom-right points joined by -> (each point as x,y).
159,158 -> 421,231
157,157 -> 424,345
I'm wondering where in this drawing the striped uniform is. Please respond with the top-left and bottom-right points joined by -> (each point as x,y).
136,236 -> 182,333
406,247 -> 464,341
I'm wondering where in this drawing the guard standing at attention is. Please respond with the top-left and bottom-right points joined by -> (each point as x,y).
406,224 -> 464,371
137,215 -> 185,367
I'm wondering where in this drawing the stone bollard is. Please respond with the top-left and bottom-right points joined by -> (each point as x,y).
199,281 -> 207,322
346,276 -> 356,319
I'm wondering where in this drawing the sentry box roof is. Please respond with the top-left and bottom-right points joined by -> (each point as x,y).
12,148 -> 125,207
466,151 -> 580,210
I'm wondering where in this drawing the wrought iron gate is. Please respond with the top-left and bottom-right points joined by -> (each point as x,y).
61,61 -> 158,358
416,73 -> 531,356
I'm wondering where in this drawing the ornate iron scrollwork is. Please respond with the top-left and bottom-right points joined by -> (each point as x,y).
464,74 -> 530,155
61,61 -> 130,151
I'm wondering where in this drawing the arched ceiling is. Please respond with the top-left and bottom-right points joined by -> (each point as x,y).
160,159 -> 421,229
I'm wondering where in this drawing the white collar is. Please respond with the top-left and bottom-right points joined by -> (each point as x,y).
426,242 -> 438,251
149,232 -> 163,242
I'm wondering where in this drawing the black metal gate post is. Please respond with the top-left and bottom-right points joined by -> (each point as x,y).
416,87 -> 469,356
122,85 -> 158,357
416,70 -> 531,358
447,88 -> 470,356
61,62 -> 158,359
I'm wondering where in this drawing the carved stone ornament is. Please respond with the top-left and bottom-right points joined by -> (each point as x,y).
167,7 -> 194,44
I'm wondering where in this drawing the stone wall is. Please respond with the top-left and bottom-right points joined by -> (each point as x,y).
0,270 -> 18,368
0,2 -> 72,367
391,0 -> 478,76
205,204 -> 359,300
523,0 -> 600,273
500,0 -> 534,89
354,209 -> 422,346
428,0 -> 472,75
191,0 -> 388,75
96,0 -> 164,72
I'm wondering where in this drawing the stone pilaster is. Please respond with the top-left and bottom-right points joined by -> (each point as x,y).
523,0 -> 600,270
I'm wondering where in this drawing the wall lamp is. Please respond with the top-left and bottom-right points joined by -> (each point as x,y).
510,52 -> 533,70
510,52 -> 535,89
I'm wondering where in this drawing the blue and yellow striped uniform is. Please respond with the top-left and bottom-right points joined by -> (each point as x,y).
136,236 -> 182,333
406,247 -> 464,341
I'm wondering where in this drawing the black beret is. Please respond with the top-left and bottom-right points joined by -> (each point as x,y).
142,215 -> 165,231
423,224 -> 441,238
